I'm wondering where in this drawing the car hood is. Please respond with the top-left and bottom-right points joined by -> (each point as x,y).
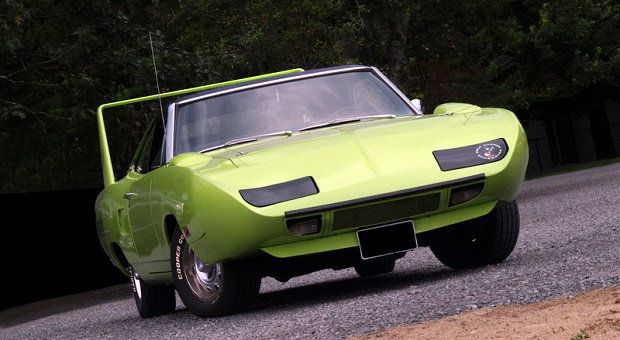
179,110 -> 526,210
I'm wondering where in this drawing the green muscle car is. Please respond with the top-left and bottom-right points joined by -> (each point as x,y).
95,65 -> 529,318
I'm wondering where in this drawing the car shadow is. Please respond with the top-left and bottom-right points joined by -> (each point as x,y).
247,264 -> 480,315
1,258 -> 506,328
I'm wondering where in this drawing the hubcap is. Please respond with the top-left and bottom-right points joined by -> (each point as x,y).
181,245 -> 222,302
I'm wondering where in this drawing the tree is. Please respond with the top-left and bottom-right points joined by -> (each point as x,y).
0,1 -> 169,192
1,0 -> 618,193
410,0 -> 620,111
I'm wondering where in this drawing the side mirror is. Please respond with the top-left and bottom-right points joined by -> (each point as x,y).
411,99 -> 424,114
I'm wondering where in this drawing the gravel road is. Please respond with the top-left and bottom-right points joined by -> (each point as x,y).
2,163 -> 620,339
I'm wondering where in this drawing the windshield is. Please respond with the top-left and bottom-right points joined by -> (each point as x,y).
173,70 -> 415,155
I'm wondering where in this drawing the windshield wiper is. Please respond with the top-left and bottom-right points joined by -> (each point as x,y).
299,114 -> 396,132
199,131 -> 292,153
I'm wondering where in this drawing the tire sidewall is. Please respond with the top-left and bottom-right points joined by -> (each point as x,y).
430,200 -> 520,269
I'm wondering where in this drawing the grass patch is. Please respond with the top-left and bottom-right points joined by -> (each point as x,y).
525,157 -> 620,181
570,329 -> 590,340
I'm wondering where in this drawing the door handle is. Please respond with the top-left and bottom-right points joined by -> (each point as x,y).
123,192 -> 138,201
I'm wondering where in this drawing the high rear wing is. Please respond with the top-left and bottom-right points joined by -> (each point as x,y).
96,68 -> 304,187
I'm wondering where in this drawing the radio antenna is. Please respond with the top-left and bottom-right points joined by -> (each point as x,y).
149,32 -> 166,131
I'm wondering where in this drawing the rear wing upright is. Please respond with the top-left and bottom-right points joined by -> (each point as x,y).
96,68 -> 304,187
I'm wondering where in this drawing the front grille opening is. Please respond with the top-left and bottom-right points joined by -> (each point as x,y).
332,192 -> 441,231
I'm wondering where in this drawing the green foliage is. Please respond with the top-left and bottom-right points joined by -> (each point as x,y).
1,0 -> 619,192
570,328 -> 590,340
0,0 -> 167,192
160,0 -> 360,79
414,0 -> 620,110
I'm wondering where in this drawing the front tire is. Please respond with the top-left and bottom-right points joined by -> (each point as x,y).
429,200 -> 520,270
171,227 -> 260,318
128,264 -> 176,318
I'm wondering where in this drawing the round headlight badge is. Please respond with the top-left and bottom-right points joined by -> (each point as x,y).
476,143 -> 503,160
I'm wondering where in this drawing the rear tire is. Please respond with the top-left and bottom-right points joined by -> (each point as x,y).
429,200 -> 520,270
171,227 -> 260,318
128,264 -> 176,318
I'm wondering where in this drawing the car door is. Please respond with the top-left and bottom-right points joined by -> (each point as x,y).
124,116 -> 169,264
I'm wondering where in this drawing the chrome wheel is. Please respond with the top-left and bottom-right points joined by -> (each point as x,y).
172,227 -> 261,317
181,247 -> 223,302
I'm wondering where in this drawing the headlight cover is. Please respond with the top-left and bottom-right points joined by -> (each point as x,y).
433,138 -> 508,171
240,176 -> 319,207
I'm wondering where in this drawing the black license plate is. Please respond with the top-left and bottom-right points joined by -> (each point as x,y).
357,220 -> 418,259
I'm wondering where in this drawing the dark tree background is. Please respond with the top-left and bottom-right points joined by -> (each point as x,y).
1,0 -> 619,193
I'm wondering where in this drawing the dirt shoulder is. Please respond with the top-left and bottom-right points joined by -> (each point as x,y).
350,285 -> 620,340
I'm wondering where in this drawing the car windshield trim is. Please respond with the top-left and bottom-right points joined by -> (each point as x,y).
299,114 -> 397,131
199,130 -> 293,153
173,68 -> 418,157
176,65 -> 369,106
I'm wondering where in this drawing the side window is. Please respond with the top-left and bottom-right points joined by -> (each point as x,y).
134,116 -> 166,174
148,121 -> 166,170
